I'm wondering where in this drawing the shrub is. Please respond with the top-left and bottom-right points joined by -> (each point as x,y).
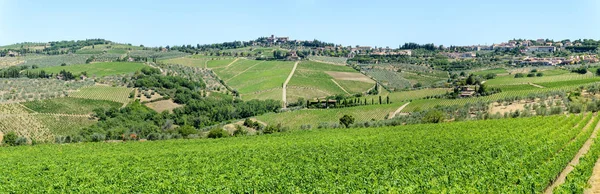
14,137 -> 28,146
177,125 -> 197,138
233,125 -> 248,137
514,73 -> 525,78
207,128 -> 229,139
2,132 -> 18,146
339,115 -> 355,128
147,133 -> 162,141
91,133 -> 106,142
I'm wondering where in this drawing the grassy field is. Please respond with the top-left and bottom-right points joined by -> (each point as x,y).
485,72 -> 599,86
0,115 -> 589,193
21,54 -> 94,68
22,97 -> 122,114
471,68 -> 507,76
384,88 -> 451,102
257,102 -> 400,128
35,62 -> 147,77
206,58 -> 236,68
227,60 -> 295,94
287,61 -> 371,101
161,56 -> 211,68
69,86 -> 133,104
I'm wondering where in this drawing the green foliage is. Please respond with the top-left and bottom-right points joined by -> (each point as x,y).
339,115 -> 355,128
422,110 -> 444,123
0,115 -> 591,193
207,128 -> 229,138
514,73 -> 525,78
22,97 -> 122,115
177,125 -> 197,137
2,132 -> 18,146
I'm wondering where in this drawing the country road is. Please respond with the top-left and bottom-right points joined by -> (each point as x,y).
282,61 -> 299,108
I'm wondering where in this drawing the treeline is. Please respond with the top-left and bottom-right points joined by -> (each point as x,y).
0,65 -> 80,80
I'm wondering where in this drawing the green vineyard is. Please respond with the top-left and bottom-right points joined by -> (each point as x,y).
0,114 -> 594,192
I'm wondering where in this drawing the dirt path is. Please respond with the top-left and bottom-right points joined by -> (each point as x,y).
586,157 -> 600,194
225,58 -> 240,68
389,102 -> 410,119
330,79 -> 350,95
17,103 -> 37,113
225,61 -> 264,82
529,82 -> 545,88
282,61 -> 299,108
545,114 -> 600,194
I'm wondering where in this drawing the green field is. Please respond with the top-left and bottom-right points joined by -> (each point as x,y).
471,68 -> 507,76
36,62 -> 148,77
257,102 -> 400,128
69,86 -> 134,104
384,88 -> 450,102
161,56 -> 211,68
227,60 -> 295,94
485,72 -> 599,86
206,58 -> 236,68
22,97 -> 122,114
287,61 -> 365,101
0,115 -> 591,193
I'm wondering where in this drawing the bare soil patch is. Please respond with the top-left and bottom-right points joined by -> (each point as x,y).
325,71 -> 375,83
145,100 -> 182,113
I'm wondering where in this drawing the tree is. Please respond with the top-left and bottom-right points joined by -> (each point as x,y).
207,128 -> 229,138
423,110 -> 444,123
339,115 -> 355,128
177,125 -> 197,137
2,132 -> 18,146
596,68 -> 600,76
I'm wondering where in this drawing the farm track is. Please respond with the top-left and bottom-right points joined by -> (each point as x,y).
282,61 -> 299,108
389,102 -> 410,119
225,61 -> 264,82
330,79 -> 350,95
545,113 -> 599,193
225,58 -> 240,68
530,82 -> 545,88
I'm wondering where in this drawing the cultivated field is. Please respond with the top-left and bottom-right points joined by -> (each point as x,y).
287,61 -> 375,102
69,86 -> 133,105
257,103 -> 400,128
0,115 -> 593,193
20,54 -> 94,68
22,97 -> 122,115
36,62 -> 148,77
0,78 -> 94,103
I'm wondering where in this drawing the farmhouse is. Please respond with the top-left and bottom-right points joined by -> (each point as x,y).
459,86 -> 476,97
266,35 -> 289,44
7,51 -> 19,57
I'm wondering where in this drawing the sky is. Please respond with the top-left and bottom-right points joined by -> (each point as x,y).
0,0 -> 598,48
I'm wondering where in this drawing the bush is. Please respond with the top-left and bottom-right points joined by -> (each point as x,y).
536,72 -> 543,77
2,132 -> 18,146
147,133 -> 162,141
14,137 -> 28,146
514,73 -> 525,78
207,128 -> 229,139
339,115 -> 355,128
177,125 -> 197,138
233,125 -> 248,137
423,110 -> 444,123
90,133 -> 106,142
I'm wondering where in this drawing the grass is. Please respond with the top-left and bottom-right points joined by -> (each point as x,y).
287,61 -> 359,101
69,86 -> 134,104
536,78 -> 600,88
485,72 -> 597,86
227,60 -> 295,94
22,97 -> 122,114
206,58 -> 236,68
257,103 -> 400,128
242,88 -> 282,101
213,59 -> 261,81
335,80 -> 374,94
161,56 -> 210,68
472,68 -> 507,76
383,88 -> 450,103
495,84 -> 538,91
35,62 -> 148,77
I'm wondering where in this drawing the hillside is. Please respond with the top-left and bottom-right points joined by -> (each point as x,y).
0,115 -> 596,193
